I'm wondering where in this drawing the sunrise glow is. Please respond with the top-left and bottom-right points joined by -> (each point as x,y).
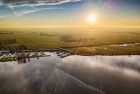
87,14 -> 97,24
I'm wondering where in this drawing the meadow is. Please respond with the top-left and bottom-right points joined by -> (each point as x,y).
0,28 -> 140,55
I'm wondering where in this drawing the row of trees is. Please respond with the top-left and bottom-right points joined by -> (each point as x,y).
60,35 -> 73,42
0,39 -> 27,52
60,35 -> 95,42
0,39 -> 17,45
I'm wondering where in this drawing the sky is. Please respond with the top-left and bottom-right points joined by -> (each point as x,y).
0,0 -> 140,29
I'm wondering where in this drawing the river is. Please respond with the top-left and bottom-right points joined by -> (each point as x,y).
0,54 -> 140,94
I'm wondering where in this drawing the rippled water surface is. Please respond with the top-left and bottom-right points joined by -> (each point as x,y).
0,54 -> 140,94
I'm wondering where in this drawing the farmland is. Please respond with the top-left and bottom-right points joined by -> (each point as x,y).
0,28 -> 140,55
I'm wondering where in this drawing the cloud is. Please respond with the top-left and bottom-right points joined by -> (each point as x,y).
1,0 -> 82,11
0,4 -> 64,18
0,15 -> 6,19
14,7 -> 64,17
14,10 -> 38,17
5,0 -> 81,5
0,0 -> 82,19
10,0 -> 81,8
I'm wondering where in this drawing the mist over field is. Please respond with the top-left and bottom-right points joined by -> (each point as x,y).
0,0 -> 140,94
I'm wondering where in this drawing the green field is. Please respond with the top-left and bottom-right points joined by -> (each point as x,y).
0,28 -> 140,55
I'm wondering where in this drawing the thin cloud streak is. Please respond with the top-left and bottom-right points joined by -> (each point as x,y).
14,7 -> 65,17
0,0 -> 76,18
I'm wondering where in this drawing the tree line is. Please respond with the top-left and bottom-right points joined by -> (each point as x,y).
0,39 -> 27,52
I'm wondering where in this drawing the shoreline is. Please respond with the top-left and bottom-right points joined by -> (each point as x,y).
0,48 -> 140,62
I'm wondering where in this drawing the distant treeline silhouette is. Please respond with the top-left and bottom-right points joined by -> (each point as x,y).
0,39 -> 26,52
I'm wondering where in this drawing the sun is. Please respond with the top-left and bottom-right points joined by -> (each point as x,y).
87,14 -> 97,24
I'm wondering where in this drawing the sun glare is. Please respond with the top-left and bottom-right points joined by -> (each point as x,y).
87,14 -> 97,24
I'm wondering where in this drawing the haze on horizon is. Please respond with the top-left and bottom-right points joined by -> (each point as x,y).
0,0 -> 140,29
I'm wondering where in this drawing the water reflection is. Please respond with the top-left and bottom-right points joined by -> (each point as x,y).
17,56 -> 38,64
61,55 -> 140,94
0,55 -> 140,94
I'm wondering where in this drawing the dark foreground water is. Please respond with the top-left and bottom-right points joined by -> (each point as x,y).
0,54 -> 140,94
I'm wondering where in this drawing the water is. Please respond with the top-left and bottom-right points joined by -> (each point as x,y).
0,55 -> 140,94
